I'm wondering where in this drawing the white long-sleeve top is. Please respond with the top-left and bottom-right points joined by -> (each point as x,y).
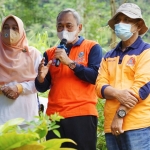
0,54 -> 42,125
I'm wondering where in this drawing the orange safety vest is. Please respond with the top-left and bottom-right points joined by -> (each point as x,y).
46,39 -> 98,118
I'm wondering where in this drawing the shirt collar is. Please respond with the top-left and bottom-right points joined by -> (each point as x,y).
73,36 -> 84,46
115,36 -> 142,51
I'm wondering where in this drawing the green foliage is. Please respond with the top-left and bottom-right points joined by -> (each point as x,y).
0,113 -> 76,150
0,132 -> 39,150
28,30 -> 54,53
96,99 -> 106,150
0,118 -> 24,134
0,0 -> 150,53
38,90 -> 49,98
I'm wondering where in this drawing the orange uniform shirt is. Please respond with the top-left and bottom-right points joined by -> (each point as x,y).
96,37 -> 150,133
46,39 -> 98,118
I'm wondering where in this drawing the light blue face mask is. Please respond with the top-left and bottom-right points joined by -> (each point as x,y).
114,23 -> 133,41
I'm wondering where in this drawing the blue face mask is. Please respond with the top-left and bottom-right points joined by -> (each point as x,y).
115,23 -> 133,41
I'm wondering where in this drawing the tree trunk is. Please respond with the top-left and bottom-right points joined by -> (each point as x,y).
110,0 -> 117,49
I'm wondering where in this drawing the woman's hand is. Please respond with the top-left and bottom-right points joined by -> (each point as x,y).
1,85 -> 19,100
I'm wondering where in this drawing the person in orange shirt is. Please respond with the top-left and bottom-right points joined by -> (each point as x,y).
35,8 -> 102,150
96,3 -> 150,150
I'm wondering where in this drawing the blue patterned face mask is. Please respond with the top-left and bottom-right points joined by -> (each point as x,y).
115,23 -> 133,41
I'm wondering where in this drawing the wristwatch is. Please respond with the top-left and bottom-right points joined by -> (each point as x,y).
117,109 -> 126,118
68,61 -> 76,70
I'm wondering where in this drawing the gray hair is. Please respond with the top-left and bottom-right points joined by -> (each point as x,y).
57,8 -> 81,25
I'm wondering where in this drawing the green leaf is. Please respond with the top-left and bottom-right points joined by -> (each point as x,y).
50,112 -> 64,122
0,118 -> 24,134
52,129 -> 61,138
41,138 -> 76,149
13,142 -> 45,150
58,148 -> 77,150
35,124 -> 48,139
0,132 -> 39,150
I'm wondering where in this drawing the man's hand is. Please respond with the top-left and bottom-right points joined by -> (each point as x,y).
55,48 -> 72,65
37,58 -> 52,83
111,113 -> 124,136
115,89 -> 138,108
104,87 -> 139,109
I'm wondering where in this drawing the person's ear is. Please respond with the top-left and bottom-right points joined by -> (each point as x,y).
137,20 -> 144,31
78,24 -> 82,32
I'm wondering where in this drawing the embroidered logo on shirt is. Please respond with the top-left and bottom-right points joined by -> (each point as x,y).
126,57 -> 135,66
75,51 -> 85,62
78,52 -> 84,57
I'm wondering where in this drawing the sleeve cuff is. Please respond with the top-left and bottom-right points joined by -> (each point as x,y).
16,84 -> 23,94
73,63 -> 80,71
101,85 -> 110,98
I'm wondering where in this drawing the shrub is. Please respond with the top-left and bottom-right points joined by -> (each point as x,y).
0,112 -> 76,150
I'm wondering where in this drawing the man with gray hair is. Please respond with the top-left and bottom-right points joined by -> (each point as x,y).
96,3 -> 150,150
35,8 -> 102,150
